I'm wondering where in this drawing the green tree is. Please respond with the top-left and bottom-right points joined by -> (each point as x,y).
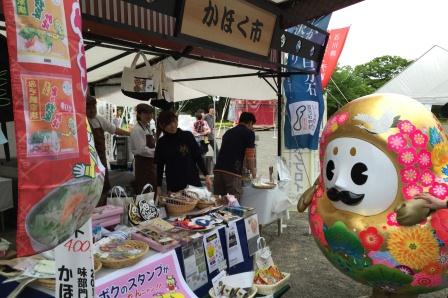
325,55 -> 412,116
325,65 -> 374,116
354,55 -> 412,90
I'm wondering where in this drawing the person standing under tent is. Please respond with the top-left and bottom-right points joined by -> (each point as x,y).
130,103 -> 157,195
155,110 -> 212,194
192,109 -> 211,155
213,112 -> 257,199
204,104 -> 217,151
86,95 -> 130,205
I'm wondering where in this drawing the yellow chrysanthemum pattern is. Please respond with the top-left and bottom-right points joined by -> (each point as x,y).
387,227 -> 439,270
432,142 -> 448,176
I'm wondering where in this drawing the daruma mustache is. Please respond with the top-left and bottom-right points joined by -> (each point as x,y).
327,187 -> 365,206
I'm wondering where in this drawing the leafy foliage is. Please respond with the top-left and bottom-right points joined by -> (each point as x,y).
354,55 -> 412,90
325,55 -> 412,117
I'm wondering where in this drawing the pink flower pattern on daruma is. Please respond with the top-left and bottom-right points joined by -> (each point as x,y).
410,130 -> 429,148
398,148 -> 417,165
411,272 -> 442,287
337,112 -> 349,125
418,150 -> 432,168
420,170 -> 435,186
387,133 -> 407,152
397,120 -> 416,134
429,183 -> 448,199
402,184 -> 423,200
400,167 -> 419,183
387,212 -> 399,226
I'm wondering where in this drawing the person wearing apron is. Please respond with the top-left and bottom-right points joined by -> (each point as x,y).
129,104 -> 157,195
86,95 -> 130,206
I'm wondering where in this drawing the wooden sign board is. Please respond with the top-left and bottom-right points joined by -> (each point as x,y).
180,0 -> 276,57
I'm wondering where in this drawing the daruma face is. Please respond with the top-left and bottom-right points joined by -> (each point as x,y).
306,94 -> 448,295
324,137 -> 398,216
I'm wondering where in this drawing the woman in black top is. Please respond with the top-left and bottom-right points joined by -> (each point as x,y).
155,111 -> 212,194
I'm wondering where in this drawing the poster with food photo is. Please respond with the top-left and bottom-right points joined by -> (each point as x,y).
21,73 -> 78,159
13,0 -> 70,67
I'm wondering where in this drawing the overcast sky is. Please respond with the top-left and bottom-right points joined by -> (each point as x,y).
328,0 -> 448,66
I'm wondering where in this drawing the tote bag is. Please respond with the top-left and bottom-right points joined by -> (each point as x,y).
121,52 -> 157,100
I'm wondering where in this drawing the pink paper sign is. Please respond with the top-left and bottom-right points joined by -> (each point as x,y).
96,250 -> 197,298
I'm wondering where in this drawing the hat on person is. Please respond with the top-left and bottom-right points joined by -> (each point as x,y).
86,95 -> 97,105
136,103 -> 154,114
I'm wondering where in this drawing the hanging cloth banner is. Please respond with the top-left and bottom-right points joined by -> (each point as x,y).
320,27 -> 350,89
283,15 -> 331,150
2,0 -> 104,256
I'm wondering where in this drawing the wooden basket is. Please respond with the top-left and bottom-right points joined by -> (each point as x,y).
164,191 -> 198,216
98,240 -> 148,269
252,182 -> 276,189
197,199 -> 216,209
255,272 -> 290,295
35,258 -> 102,290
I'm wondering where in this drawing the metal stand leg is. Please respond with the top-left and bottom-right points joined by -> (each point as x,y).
0,212 -> 4,232
277,218 -> 282,236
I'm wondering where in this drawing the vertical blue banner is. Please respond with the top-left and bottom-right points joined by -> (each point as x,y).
283,16 -> 331,150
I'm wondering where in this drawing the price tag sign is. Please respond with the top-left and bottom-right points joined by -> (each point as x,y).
55,219 -> 95,298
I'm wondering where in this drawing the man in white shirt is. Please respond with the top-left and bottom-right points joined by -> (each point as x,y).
86,95 -> 129,205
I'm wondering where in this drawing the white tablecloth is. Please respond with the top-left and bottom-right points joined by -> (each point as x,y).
0,177 -> 13,212
240,183 -> 292,225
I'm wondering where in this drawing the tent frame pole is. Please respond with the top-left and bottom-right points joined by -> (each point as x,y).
277,51 -> 283,158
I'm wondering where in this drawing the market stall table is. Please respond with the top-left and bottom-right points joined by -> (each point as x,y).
5,215 -> 256,298
239,182 -> 292,235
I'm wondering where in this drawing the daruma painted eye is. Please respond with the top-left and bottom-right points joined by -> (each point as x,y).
323,137 -> 398,216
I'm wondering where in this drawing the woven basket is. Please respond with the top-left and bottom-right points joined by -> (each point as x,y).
197,199 -> 216,209
35,258 -> 102,290
255,272 -> 290,295
98,240 -> 148,269
252,182 -> 276,189
164,191 -> 198,216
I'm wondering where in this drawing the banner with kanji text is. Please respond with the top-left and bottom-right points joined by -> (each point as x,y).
320,27 -> 350,89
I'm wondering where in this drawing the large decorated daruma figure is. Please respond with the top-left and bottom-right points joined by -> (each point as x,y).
298,94 -> 448,297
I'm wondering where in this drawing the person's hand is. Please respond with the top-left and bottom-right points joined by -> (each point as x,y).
415,193 -> 447,210
205,175 -> 213,191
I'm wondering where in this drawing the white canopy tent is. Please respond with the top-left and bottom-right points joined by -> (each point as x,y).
92,56 -> 278,106
376,45 -> 448,107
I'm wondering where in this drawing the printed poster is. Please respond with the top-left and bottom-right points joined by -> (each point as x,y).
226,221 -> 244,268
288,100 -> 320,136
13,0 -> 70,67
55,219 -> 95,298
22,73 -> 78,158
96,250 -> 198,298
203,228 -> 226,274
244,214 -> 260,256
181,237 -> 208,291
2,0 -> 99,256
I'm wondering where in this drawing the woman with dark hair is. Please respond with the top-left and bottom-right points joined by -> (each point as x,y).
130,103 -> 157,194
155,110 -> 212,194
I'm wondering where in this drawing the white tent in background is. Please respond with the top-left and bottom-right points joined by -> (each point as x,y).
376,45 -> 448,107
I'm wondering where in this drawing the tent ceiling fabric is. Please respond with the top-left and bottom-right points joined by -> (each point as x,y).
164,58 -> 277,100
376,45 -> 448,105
